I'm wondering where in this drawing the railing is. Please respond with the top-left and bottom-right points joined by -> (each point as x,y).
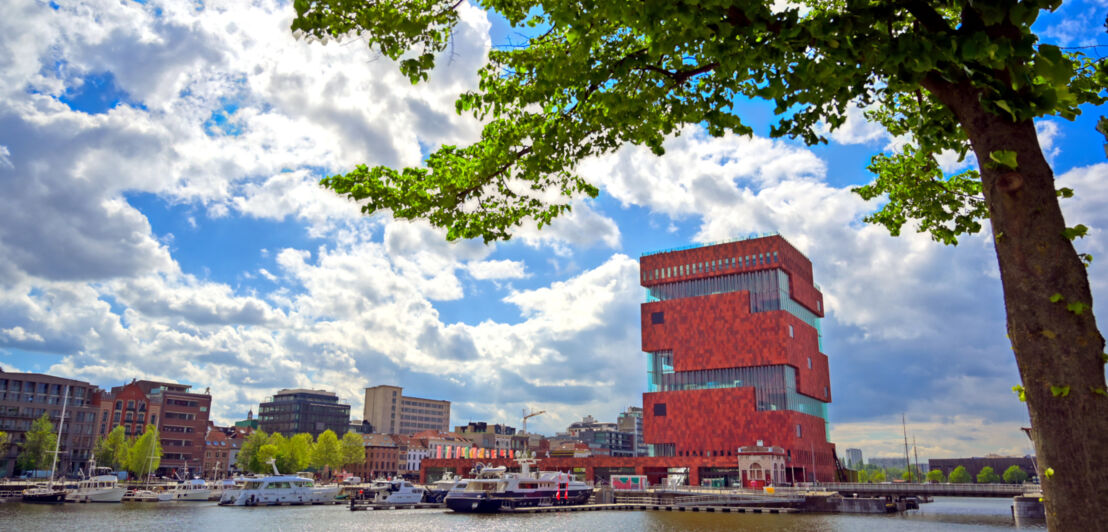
785,482 -> 1031,497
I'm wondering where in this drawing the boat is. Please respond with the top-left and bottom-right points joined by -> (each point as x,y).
363,478 -> 426,504
170,478 -> 211,501
66,460 -> 126,503
425,471 -> 462,503
444,455 -> 591,513
218,459 -> 339,506
123,489 -> 173,502
22,385 -> 70,504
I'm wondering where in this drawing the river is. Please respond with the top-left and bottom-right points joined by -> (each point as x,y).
0,497 -> 1045,531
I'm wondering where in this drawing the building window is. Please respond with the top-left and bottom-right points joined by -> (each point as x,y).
796,424 -> 802,438
824,387 -> 829,398
115,400 -> 122,410
789,325 -> 794,338
653,403 -> 666,416
807,357 -> 812,369
651,312 -> 664,325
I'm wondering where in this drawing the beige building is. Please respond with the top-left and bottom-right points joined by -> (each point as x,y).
363,385 -> 450,435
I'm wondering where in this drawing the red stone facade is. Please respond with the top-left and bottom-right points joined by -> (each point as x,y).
639,235 -> 836,482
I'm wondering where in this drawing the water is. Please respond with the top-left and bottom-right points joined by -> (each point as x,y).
0,497 -> 1045,531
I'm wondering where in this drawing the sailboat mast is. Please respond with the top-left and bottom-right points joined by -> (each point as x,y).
901,413 -> 912,482
46,385 -> 70,487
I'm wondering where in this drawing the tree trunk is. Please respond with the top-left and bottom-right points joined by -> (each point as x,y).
931,81 -> 1108,530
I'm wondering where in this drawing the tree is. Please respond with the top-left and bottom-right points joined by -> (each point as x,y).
340,431 -> 366,471
17,413 -> 56,473
126,425 -> 162,479
310,429 -> 343,476
977,466 -> 1002,484
236,430 -> 270,474
949,465 -> 973,484
1004,465 -> 1030,484
926,469 -> 945,483
284,433 -> 315,473
0,431 -> 9,476
870,470 -> 886,483
292,2 -> 1108,527
857,469 -> 869,483
93,425 -> 130,471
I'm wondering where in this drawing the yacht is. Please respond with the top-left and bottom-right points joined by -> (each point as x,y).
123,489 -> 174,502
444,456 -> 590,513
425,471 -> 462,503
218,460 -> 339,506
67,461 -> 126,503
364,478 -> 426,504
170,478 -> 211,501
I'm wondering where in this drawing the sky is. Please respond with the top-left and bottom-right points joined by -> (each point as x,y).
1,0 -> 1107,462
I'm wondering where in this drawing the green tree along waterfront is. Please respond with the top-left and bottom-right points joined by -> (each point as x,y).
291,1 -> 1108,529
1003,465 -> 1030,484
93,426 -> 131,472
233,429 -> 365,475
950,466 -> 973,484
17,414 -> 56,472
927,469 -> 946,483
977,466 -> 1002,484
127,426 -> 162,479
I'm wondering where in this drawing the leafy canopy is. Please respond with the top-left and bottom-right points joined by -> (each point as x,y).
341,431 -> 366,468
127,425 -> 163,478
926,468 -> 945,482
17,414 -> 56,472
292,0 -> 1105,244
1003,464 -> 1029,483
93,425 -> 130,471
977,465 -> 1002,483
949,465 -> 973,483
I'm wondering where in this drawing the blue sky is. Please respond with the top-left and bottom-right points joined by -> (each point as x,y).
1,0 -> 1107,460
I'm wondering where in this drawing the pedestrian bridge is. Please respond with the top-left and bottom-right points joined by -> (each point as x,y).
801,482 -> 1034,498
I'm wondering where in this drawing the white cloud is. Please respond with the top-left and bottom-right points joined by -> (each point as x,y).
818,104 -> 887,145
466,259 -> 528,280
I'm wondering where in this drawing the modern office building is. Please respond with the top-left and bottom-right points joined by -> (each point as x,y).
98,380 -> 212,476
258,389 -> 350,438
845,448 -> 864,469
639,234 -> 836,482
0,369 -> 103,477
617,406 -> 646,457
363,385 -> 449,435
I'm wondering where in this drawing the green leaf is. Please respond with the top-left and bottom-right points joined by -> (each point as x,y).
1090,387 -> 1107,397
1056,187 -> 1074,198
1043,467 -> 1055,479
1011,385 -> 1027,402
1049,293 -> 1064,303
988,150 -> 1018,169
1062,224 -> 1088,240
1050,385 -> 1071,397
1067,301 -> 1088,315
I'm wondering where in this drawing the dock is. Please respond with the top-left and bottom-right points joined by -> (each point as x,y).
499,503 -> 795,514
349,501 -> 445,511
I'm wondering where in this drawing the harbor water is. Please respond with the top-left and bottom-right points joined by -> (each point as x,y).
0,497 -> 1045,531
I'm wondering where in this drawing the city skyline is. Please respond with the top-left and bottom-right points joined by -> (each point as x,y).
1,0 -> 1106,461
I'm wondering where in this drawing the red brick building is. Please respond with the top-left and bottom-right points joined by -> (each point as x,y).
98,380 -> 211,476
638,235 -> 835,482
347,433 -> 398,480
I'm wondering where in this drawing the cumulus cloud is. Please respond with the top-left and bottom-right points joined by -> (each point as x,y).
466,259 -> 528,280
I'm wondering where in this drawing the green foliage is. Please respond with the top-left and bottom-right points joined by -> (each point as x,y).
977,466 -> 1002,483
285,433 -> 315,473
93,425 -> 131,471
1051,385 -> 1071,397
857,469 -> 869,483
126,425 -> 162,478
870,470 -> 886,483
341,431 -> 366,468
1012,384 -> 1027,402
949,465 -> 972,483
17,414 -> 56,472
1003,465 -> 1029,484
926,469 -> 945,483
311,430 -> 343,472
291,0 -> 1105,244
236,430 -> 271,474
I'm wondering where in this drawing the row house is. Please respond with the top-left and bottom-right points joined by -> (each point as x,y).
0,369 -> 103,477
98,380 -> 211,477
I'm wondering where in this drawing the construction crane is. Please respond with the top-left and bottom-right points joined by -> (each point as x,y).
521,408 -> 546,434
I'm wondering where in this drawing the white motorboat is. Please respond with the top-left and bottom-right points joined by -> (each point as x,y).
218,460 -> 338,506
123,489 -> 174,502
67,461 -> 126,503
425,471 -> 462,503
171,478 -> 211,501
365,479 -> 426,504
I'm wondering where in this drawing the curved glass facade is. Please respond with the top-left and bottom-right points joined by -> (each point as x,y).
647,351 -> 830,441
